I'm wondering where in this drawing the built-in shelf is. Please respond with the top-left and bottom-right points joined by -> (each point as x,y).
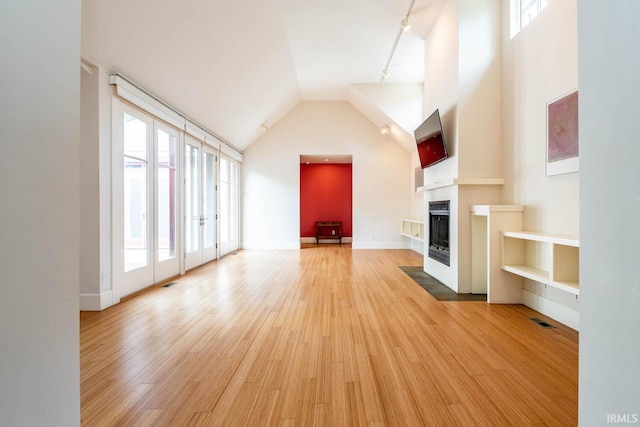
417,177 -> 505,192
502,231 -> 580,296
470,205 -> 524,302
400,218 -> 424,242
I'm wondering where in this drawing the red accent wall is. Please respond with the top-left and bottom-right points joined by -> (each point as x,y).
300,163 -> 352,237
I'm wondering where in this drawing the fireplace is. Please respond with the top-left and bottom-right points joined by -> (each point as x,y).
429,200 -> 450,266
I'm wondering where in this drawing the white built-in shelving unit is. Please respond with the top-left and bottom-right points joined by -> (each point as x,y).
471,205 -> 524,302
400,218 -> 424,242
501,231 -> 580,296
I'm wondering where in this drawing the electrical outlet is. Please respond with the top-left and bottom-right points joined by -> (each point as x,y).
101,273 -> 108,285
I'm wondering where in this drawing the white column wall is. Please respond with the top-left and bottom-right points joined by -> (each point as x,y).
0,0 -> 81,424
80,65 -> 101,297
457,0 -> 502,180
422,0 -> 460,184
79,65 -> 114,311
578,1 -> 640,423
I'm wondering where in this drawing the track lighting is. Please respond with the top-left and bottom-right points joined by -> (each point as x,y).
401,18 -> 411,32
381,124 -> 390,135
380,0 -> 416,82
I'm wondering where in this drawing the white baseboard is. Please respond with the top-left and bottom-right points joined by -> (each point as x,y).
241,241 -> 301,250
300,237 -> 353,244
522,289 -> 579,331
80,290 -> 114,311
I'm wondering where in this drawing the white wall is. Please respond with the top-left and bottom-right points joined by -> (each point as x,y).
349,83 -> 424,134
423,0 -> 460,183
501,0 -> 579,234
81,65 -> 101,296
501,0 -> 580,319
80,65 -> 114,310
242,101 -> 412,249
0,0 -> 81,424
410,151 -> 424,219
578,1 -> 640,423
457,0 -> 502,179
422,0 -> 502,183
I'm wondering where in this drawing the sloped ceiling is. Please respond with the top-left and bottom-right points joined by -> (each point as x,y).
82,0 -> 445,151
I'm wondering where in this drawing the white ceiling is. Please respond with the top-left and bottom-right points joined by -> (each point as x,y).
82,0 -> 444,151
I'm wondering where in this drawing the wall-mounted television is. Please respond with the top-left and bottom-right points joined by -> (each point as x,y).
414,109 -> 448,169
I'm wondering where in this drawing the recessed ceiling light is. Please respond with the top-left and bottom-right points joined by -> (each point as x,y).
324,158 -> 329,162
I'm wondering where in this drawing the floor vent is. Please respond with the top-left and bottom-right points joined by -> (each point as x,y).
529,317 -> 555,328
161,282 -> 177,288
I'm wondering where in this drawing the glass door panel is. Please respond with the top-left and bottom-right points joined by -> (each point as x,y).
230,161 -> 239,252
219,157 -> 230,256
115,104 -> 154,300
202,149 -> 217,263
185,138 -> 218,270
219,154 -> 239,257
115,103 -> 183,300
123,158 -> 148,271
123,112 -> 149,272
185,142 -> 200,255
157,128 -> 176,262
154,123 -> 180,282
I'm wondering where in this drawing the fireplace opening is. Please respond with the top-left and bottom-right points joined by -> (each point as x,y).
429,200 -> 450,266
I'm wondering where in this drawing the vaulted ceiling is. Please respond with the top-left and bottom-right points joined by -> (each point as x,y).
82,0 -> 445,151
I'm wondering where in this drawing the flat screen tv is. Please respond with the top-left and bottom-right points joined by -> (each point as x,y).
414,109 -> 448,169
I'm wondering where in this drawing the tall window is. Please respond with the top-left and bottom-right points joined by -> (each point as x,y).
511,0 -> 548,38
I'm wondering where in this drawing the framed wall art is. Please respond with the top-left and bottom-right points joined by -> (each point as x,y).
547,89 -> 579,176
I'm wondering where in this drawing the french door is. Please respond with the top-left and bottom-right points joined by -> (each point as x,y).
219,154 -> 240,257
114,102 -> 180,299
184,136 -> 218,270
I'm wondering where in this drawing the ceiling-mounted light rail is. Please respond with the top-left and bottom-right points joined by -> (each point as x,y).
380,0 -> 417,82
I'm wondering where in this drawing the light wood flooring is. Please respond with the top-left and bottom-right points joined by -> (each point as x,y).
80,246 -> 578,426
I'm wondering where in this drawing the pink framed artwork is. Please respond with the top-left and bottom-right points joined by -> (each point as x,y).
547,89 -> 579,176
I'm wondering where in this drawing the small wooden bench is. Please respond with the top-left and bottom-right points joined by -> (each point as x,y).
315,221 -> 342,244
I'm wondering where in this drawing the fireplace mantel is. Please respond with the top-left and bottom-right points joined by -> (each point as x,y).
416,177 -> 504,192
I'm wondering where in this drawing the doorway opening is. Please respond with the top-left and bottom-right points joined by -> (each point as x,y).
299,155 -> 353,245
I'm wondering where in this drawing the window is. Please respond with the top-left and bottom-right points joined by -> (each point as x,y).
511,0 -> 548,38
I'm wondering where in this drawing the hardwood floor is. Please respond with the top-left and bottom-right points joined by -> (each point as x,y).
80,246 -> 578,426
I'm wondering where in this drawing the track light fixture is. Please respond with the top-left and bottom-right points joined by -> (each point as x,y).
381,124 -> 390,135
401,18 -> 411,32
380,0 -> 416,82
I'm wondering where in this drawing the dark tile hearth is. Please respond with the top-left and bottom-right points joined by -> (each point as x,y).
399,266 -> 487,302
